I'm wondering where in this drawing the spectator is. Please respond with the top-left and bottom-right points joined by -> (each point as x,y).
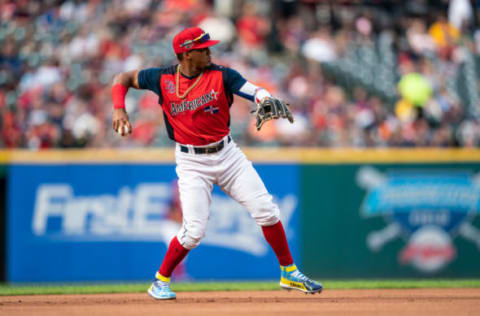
0,0 -> 478,149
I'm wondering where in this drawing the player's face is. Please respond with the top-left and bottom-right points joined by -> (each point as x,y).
189,47 -> 211,69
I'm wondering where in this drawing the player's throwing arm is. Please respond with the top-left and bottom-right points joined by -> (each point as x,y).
111,70 -> 140,136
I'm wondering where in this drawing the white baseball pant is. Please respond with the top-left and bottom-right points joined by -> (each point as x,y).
174,135 -> 280,249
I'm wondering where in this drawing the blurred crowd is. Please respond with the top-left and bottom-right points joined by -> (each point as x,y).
1,0 -> 480,149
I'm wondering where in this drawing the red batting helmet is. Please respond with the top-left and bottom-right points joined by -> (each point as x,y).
172,27 -> 219,54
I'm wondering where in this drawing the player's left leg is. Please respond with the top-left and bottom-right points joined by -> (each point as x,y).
217,142 -> 322,294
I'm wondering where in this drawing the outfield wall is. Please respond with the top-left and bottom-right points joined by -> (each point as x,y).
2,148 -> 480,282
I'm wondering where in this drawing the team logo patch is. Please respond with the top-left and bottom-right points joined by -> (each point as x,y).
165,80 -> 175,94
204,105 -> 219,114
358,167 -> 480,273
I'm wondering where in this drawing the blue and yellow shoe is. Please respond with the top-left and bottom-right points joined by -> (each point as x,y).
280,264 -> 323,294
147,272 -> 176,300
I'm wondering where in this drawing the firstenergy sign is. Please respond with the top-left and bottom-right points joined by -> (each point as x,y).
33,183 -> 173,239
31,183 -> 297,256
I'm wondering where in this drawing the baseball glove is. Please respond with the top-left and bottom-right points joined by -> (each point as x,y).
254,97 -> 294,131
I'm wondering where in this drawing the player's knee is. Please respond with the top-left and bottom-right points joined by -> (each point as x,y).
178,224 -> 206,250
252,203 -> 280,227
255,213 -> 280,226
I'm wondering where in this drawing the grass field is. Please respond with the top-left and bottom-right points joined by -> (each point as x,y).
1,279 -> 480,296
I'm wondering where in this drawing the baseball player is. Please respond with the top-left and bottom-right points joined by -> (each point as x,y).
111,27 -> 322,300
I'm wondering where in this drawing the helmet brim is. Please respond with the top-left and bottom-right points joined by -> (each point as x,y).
191,40 -> 220,50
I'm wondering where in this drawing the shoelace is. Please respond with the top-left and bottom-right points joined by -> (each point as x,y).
154,280 -> 171,290
290,270 -> 308,281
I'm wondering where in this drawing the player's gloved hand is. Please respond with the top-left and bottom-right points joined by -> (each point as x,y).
254,97 -> 294,131
112,108 -> 133,136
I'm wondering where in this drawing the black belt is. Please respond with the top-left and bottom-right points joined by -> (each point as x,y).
180,136 -> 231,154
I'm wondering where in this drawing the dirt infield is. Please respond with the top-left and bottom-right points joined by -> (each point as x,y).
0,288 -> 479,316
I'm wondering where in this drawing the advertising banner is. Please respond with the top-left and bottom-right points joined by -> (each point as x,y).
301,163 -> 480,278
7,163 -> 300,282
0,165 -> 6,282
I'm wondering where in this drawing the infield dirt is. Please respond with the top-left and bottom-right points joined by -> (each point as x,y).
0,288 -> 479,316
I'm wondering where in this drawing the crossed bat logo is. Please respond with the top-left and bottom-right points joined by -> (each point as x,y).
165,80 -> 175,94
357,167 -> 480,273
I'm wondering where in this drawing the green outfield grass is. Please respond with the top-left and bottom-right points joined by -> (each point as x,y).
1,279 -> 480,296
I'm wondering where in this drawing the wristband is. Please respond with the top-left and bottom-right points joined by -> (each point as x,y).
112,84 -> 128,109
254,88 -> 271,105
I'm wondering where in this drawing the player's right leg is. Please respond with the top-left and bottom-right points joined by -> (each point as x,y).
148,150 -> 214,300
148,271 -> 177,300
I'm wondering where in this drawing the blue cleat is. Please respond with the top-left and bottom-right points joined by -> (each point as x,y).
279,264 -> 323,294
147,272 -> 176,300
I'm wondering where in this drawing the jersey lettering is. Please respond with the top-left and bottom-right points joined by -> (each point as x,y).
170,89 -> 218,116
